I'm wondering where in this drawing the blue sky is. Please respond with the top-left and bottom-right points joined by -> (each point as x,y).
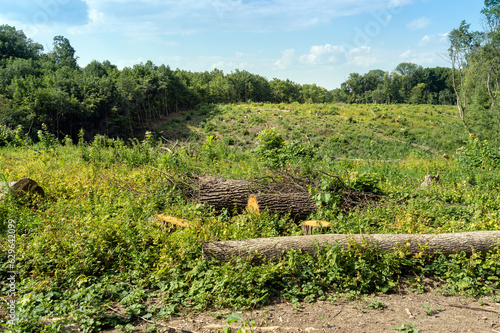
0,0 -> 486,89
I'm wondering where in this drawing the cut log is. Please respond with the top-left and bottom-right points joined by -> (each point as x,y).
0,178 -> 45,203
202,231 -> 500,263
154,214 -> 189,228
198,176 -> 251,213
247,193 -> 317,219
301,220 -> 331,235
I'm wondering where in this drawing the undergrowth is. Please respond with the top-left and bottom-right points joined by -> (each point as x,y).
1,103 -> 499,332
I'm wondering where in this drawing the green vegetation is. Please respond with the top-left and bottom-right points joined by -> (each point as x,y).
1,2 -> 500,331
447,1 -> 500,144
1,23 -> 460,145
1,102 -> 500,332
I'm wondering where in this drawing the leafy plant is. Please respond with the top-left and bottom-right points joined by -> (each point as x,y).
37,123 -> 59,151
457,136 -> 500,170
391,321 -> 419,332
368,300 -> 387,310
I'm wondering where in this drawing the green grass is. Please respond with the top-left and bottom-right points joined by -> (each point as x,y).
1,103 -> 500,332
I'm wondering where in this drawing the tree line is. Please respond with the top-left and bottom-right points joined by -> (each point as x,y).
446,0 -> 500,142
1,24 -> 456,140
332,64 -> 455,105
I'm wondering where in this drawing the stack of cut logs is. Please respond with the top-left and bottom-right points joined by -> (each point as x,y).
156,176 -> 500,263
197,176 -> 328,234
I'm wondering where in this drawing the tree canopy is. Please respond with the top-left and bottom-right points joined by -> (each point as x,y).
0,23 -> 460,141
0,25 -> 43,61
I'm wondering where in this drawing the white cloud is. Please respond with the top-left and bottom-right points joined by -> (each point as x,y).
347,46 -> 376,66
74,0 -> 416,37
274,48 -> 296,69
406,17 -> 431,31
299,44 -> 345,65
419,33 -> 449,46
400,49 -> 411,59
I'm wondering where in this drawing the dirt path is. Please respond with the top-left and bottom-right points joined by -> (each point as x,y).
102,289 -> 500,333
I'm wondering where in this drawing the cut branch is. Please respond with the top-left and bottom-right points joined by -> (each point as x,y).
154,214 -> 189,228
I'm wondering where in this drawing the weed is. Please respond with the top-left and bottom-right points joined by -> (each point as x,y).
368,300 -> 387,310
391,321 -> 419,332
1,103 -> 500,332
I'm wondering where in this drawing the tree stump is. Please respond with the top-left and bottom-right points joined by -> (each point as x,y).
247,192 -> 317,220
198,176 -> 251,213
420,173 -> 440,188
301,220 -> 331,235
0,178 -> 45,203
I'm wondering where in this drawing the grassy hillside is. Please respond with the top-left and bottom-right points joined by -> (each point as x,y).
155,103 -> 465,158
1,103 -> 500,332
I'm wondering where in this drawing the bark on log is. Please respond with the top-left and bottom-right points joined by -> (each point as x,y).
301,220 -> 331,235
202,231 -> 500,263
247,193 -> 317,219
198,176 -> 251,213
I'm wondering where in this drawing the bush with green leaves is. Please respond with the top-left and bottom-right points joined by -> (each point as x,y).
457,136 -> 500,170
0,125 -> 26,147
37,123 -> 59,151
255,128 -> 315,169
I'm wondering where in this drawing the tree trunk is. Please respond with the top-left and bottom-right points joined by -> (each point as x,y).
198,176 -> 251,213
202,231 -> 500,263
247,192 -> 317,220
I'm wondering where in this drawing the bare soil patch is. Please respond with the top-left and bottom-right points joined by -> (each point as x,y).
100,288 -> 500,333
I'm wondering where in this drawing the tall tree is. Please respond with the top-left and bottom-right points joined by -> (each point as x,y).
448,21 -> 484,134
0,25 -> 43,60
50,36 -> 78,69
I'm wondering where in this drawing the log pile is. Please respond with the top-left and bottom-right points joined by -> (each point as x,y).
197,176 -> 317,217
197,175 -> 382,219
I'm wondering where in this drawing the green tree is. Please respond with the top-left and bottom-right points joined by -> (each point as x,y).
0,25 -> 43,60
50,35 -> 78,69
409,83 -> 426,104
448,21 -> 484,134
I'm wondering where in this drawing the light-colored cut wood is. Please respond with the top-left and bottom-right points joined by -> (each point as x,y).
154,214 -> 189,228
301,220 -> 331,235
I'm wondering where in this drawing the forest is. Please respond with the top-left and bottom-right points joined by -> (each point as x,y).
1,23 -> 458,142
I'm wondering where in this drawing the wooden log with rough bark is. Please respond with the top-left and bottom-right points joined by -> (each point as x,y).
202,231 -> 500,263
301,220 -> 331,235
247,192 -> 317,219
198,176 -> 251,213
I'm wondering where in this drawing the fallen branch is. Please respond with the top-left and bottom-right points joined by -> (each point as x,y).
202,231 -> 500,263
154,214 -> 189,228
